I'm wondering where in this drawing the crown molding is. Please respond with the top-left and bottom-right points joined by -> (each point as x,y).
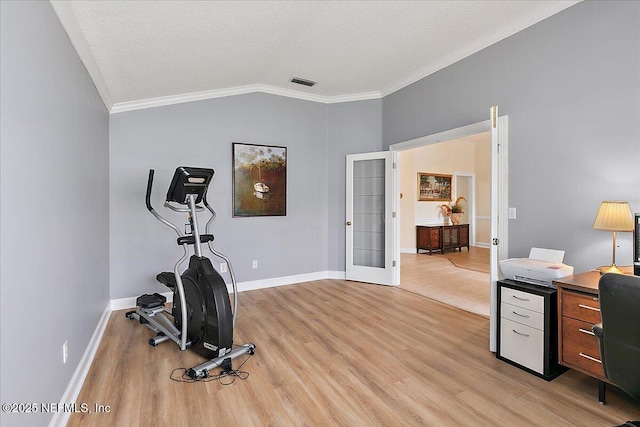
324,91 -> 383,104
50,1 -> 113,111
110,85 -> 382,114
381,1 -> 580,97
55,0 -> 578,113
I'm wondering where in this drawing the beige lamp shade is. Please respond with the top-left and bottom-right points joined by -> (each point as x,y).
593,201 -> 634,231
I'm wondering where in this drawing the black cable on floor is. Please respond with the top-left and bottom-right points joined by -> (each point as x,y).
169,350 -> 252,385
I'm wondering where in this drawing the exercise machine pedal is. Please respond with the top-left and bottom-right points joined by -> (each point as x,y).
156,272 -> 176,290
136,293 -> 166,309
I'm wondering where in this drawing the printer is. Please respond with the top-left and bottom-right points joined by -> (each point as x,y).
499,247 -> 574,288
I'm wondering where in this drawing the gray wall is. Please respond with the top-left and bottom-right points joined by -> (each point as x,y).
0,2 -> 110,426
109,93 -> 330,299
382,0 -> 640,273
109,95 -> 383,297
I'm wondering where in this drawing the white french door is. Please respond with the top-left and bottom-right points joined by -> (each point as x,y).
345,151 -> 399,286
489,106 -> 509,351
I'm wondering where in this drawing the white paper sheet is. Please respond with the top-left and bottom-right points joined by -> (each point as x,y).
529,247 -> 565,263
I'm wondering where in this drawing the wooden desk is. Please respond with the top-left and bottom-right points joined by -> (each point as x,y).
554,270 -> 631,403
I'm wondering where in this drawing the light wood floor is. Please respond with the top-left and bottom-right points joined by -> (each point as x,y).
401,247 -> 490,317
441,246 -> 490,275
69,280 -> 639,426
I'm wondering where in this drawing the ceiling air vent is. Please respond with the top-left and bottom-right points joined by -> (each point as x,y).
290,77 -> 316,87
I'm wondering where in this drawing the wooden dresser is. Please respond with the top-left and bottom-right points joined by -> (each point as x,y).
416,224 -> 469,255
554,271 -> 607,402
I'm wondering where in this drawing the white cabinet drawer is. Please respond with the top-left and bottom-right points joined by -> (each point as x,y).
501,302 -> 544,330
500,317 -> 544,374
501,286 -> 544,313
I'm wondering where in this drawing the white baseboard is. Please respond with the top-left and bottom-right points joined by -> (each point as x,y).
233,271 -> 330,292
401,247 -> 417,254
326,270 -> 346,280
475,242 -> 491,248
110,291 -> 173,311
49,304 -> 111,427
110,271 -> 348,310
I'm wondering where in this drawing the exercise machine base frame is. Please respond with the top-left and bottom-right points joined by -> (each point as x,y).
126,308 -> 255,378
186,342 -> 256,379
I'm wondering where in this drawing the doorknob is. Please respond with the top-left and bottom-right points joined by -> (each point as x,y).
346,221 -> 352,226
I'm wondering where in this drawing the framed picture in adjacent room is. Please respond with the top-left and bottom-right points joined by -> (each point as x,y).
232,142 -> 287,217
418,173 -> 452,202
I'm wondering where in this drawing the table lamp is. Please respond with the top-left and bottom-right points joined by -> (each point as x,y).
593,200 -> 634,274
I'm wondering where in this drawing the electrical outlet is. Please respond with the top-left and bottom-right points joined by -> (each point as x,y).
220,262 -> 228,273
63,341 -> 68,364
252,260 -> 258,269
508,207 -> 517,219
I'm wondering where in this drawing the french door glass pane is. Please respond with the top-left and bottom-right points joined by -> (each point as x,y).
353,159 -> 385,268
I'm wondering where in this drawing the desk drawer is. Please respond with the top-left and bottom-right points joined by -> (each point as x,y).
501,302 -> 544,330
562,291 -> 600,323
562,317 -> 604,377
501,287 -> 544,313
500,317 -> 544,374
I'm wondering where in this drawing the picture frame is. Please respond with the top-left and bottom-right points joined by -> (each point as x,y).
232,142 -> 287,217
417,173 -> 452,202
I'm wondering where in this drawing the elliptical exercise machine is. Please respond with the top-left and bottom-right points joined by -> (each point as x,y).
126,166 -> 255,379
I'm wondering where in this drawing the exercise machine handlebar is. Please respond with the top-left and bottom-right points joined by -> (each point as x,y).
146,169 -> 155,212
145,169 -> 183,238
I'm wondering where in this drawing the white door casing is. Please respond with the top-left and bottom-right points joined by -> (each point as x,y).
489,106 -> 509,352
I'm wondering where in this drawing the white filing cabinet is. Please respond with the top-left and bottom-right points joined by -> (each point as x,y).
497,280 -> 566,381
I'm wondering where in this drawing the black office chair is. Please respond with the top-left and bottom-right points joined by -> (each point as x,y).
592,273 -> 640,427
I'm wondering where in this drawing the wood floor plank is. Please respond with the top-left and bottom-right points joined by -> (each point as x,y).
68,278 -> 639,426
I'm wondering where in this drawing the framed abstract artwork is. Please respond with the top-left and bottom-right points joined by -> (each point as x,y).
232,142 -> 287,217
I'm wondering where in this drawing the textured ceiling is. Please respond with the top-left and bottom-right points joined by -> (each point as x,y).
50,1 -> 579,112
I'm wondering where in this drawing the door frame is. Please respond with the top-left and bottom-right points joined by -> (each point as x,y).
389,116 -> 508,352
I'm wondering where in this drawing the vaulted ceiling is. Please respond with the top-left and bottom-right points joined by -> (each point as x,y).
50,1 -> 579,112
